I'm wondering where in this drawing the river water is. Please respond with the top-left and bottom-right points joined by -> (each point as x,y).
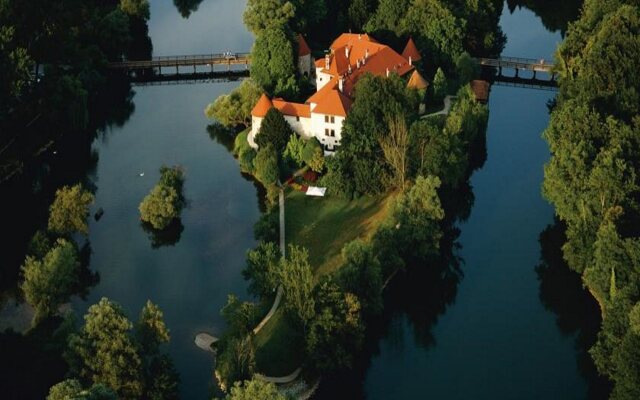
0,1 -> 607,399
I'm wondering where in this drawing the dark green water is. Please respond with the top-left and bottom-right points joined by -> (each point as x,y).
0,1 -> 608,399
75,1 -> 256,398
357,5 -> 607,400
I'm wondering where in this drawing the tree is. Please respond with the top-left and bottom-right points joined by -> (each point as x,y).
380,114 -> 409,190
249,27 -> 298,98
139,166 -> 185,230
284,134 -> 306,166
220,294 -> 261,336
392,175 -> 444,258
21,239 -> 79,324
278,245 -> 315,327
205,79 -> 263,128
65,298 -> 178,400
306,278 -> 364,372
47,380 -> 116,400
137,301 -> 170,356
215,336 -> 255,391
243,0 -> 295,35
302,137 -> 324,172
66,298 -> 144,399
119,0 -> 150,20
455,51 -> 478,86
338,239 -> 383,316
348,0 -> 377,30
243,242 -> 281,298
253,144 -> 280,187
433,67 -> 448,102
224,378 -> 286,400
255,108 -> 294,153
364,0 -> 410,36
48,184 -> 95,236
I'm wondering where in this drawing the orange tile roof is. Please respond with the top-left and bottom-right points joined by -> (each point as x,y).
407,70 -> 429,90
298,34 -> 311,57
402,37 -> 422,62
273,98 -> 311,118
251,94 -> 273,117
311,89 -> 353,117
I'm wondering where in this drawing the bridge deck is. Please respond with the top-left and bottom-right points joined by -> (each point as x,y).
476,56 -> 554,73
108,53 -> 251,70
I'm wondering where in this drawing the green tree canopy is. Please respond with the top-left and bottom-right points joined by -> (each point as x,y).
243,241 -> 281,298
253,144 -> 280,187
139,166 -> 185,230
47,379 -> 116,400
249,26 -> 298,98
256,108 -> 294,153
223,378 -> 286,400
21,238 -> 79,324
48,184 -> 95,236
205,79 -> 263,128
279,245 -> 315,327
338,239 -> 383,316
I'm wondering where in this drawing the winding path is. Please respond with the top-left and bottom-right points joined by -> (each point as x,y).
422,95 -> 457,118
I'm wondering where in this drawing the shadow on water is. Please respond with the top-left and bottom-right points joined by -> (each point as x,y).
141,219 -> 185,249
314,177 -> 477,399
505,0 -> 583,36
536,220 -> 612,399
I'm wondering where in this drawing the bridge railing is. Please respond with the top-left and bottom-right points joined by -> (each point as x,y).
108,52 -> 251,69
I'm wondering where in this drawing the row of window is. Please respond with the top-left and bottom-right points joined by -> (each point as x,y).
324,129 -> 336,137
324,115 -> 335,123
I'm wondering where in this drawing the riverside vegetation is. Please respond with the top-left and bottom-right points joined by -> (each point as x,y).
542,0 -> 640,398
206,0 -> 499,394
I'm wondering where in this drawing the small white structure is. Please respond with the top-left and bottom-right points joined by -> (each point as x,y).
250,33 -> 422,153
306,186 -> 327,197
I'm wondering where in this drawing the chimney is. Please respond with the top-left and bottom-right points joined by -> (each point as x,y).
339,76 -> 344,92
348,64 -> 352,74
386,67 -> 389,77
356,59 -> 361,69
345,46 -> 350,59
362,56 -> 366,66
409,56 -> 412,66
365,48 -> 369,59
325,53 -> 330,70
358,33 -> 362,40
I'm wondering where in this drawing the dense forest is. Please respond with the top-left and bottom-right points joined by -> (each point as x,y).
543,0 -> 640,398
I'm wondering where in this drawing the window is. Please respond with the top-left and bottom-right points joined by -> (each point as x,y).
325,128 -> 329,136
296,116 -> 300,121
324,115 -> 329,123
330,129 -> 335,137
330,116 -> 335,123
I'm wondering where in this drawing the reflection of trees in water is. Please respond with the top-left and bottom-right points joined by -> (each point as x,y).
536,220 -> 612,399
506,0 -> 583,35
141,218 -> 185,249
314,181 -> 474,399
173,0 -> 205,18
207,123 -> 236,153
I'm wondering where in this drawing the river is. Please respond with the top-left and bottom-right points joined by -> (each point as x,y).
0,1 -> 609,399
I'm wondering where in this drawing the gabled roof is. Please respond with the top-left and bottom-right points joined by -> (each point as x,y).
251,94 -> 273,117
297,34 -> 311,57
402,37 -> 422,62
273,98 -> 311,118
407,70 -> 429,90
311,89 -> 353,117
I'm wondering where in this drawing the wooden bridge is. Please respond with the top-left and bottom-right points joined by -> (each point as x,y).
108,52 -> 250,72
474,56 -> 557,90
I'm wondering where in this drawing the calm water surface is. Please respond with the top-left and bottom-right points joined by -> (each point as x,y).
76,1 -> 255,398
360,4 -> 603,400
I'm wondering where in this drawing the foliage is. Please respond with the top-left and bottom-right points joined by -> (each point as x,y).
47,379 -> 116,400
48,184 -> 95,236
243,242 -> 281,298
243,0 -> 296,35
223,378 -> 286,400
279,245 -> 315,327
205,79 -> 263,128
139,166 -> 185,230
391,175 -> 444,259
306,277 -> 364,372
380,113 -> 410,190
120,0 -> 150,20
455,52 -> 478,86
21,239 -> 79,324
250,27 -> 298,98
254,144 -> 280,188
215,336 -> 255,392
284,134 -> 306,166
338,239 -> 383,316
64,298 -> 178,400
256,108 -> 294,153
432,67 -> 448,102
221,295 -> 261,336
253,206 -> 279,243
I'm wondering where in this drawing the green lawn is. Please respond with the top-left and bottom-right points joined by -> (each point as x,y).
253,189 -> 393,376
285,190 -> 393,275
253,307 -> 305,376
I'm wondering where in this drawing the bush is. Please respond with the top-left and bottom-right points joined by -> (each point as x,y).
255,108 -> 293,153
139,166 -> 185,230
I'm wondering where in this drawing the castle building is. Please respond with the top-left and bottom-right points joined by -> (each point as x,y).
249,34 -> 425,152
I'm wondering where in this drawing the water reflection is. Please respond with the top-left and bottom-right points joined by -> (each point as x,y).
141,218 -> 185,248
506,0 -> 583,35
173,0 -> 205,18
536,221 -> 612,399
